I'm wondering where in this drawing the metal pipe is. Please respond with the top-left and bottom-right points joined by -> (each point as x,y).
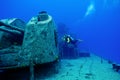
0,21 -> 24,33
0,27 -> 22,35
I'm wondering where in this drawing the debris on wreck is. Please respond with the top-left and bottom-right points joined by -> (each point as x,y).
0,11 -> 59,70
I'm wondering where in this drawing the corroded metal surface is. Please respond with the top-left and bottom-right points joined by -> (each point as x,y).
0,14 -> 59,69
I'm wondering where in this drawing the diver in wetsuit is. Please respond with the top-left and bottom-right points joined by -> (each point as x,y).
61,34 -> 83,59
62,34 -> 82,47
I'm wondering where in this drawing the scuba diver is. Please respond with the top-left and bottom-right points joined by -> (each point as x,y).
60,34 -> 83,59
62,34 -> 83,47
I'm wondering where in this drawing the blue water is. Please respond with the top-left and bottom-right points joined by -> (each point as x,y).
0,0 -> 120,63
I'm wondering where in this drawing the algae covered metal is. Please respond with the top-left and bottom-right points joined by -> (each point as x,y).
0,12 -> 59,69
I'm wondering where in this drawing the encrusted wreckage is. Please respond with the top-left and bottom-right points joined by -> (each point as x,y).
0,12 -> 59,69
